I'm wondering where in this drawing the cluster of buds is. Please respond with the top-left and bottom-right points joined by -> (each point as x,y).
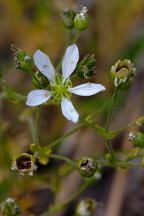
61,6 -> 89,31
128,131 -> 144,147
110,59 -> 136,90
11,44 -> 34,73
11,153 -> 37,176
76,54 -> 96,79
75,198 -> 96,216
0,198 -> 21,216
78,156 -> 97,178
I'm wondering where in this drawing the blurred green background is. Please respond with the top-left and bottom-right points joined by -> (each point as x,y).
0,0 -> 144,215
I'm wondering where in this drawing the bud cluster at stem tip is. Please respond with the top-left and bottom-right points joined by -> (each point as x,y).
61,6 -> 89,31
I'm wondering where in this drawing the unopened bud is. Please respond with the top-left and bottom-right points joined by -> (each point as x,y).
0,198 -> 21,216
76,198 -> 96,216
61,8 -> 76,29
110,59 -> 136,90
11,153 -> 37,176
74,7 -> 89,31
11,44 -> 34,73
78,156 -> 97,177
128,131 -> 144,147
76,54 -> 96,79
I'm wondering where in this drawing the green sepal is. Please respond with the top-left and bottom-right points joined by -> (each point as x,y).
32,145 -> 52,165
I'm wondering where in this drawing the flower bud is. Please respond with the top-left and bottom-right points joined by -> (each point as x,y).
0,198 -> 21,216
128,131 -> 144,147
110,59 -> 136,90
76,198 -> 96,216
11,153 -> 37,176
61,8 -> 76,29
11,44 -> 34,73
32,71 -> 49,88
78,156 -> 97,177
76,54 -> 96,79
74,7 -> 89,31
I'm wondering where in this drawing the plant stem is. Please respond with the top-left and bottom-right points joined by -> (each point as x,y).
105,140 -> 115,160
48,123 -> 85,149
105,87 -> 119,161
33,107 -> 41,146
48,154 -> 78,169
113,121 -> 136,135
105,87 -> 119,131
72,30 -> 80,44
42,182 -> 88,216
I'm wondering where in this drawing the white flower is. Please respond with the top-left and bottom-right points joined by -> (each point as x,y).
26,44 -> 106,123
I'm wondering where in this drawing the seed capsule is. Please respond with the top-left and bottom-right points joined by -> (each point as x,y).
110,59 -> 136,90
11,153 -> 37,176
78,156 -> 97,177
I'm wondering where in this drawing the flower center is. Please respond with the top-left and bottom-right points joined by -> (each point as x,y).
50,74 -> 72,103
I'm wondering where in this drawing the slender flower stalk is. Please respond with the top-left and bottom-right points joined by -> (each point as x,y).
33,107 -> 41,146
104,87 -> 119,161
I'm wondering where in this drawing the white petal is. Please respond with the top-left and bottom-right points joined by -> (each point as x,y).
68,83 -> 106,96
34,50 -> 55,81
26,90 -> 52,106
62,44 -> 79,81
61,98 -> 79,123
